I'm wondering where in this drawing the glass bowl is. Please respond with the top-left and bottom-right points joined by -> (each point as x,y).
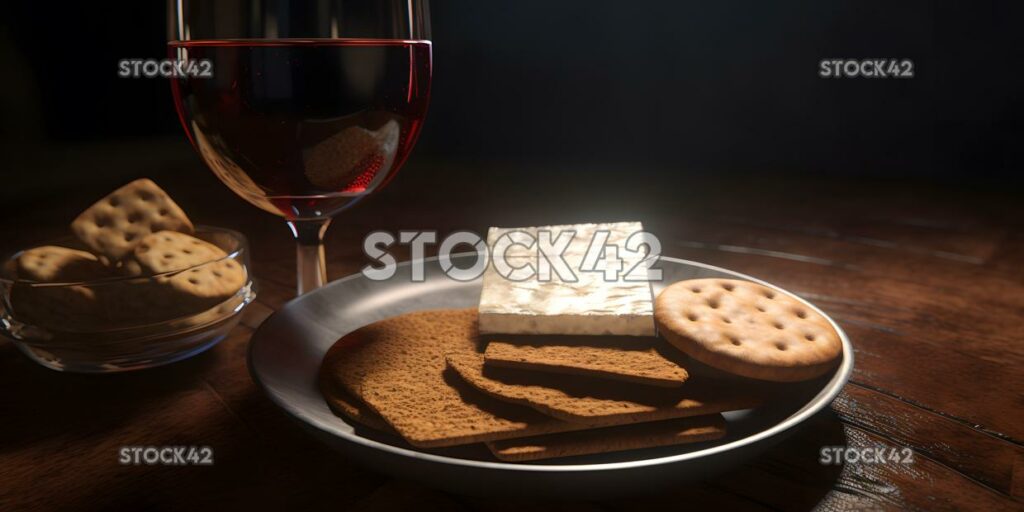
0,226 -> 257,373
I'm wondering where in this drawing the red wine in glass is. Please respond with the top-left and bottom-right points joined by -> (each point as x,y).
169,39 -> 432,220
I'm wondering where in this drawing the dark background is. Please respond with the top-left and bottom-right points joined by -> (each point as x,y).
0,1 -> 1021,219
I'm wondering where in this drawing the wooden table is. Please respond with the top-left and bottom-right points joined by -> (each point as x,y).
2,153 -> 1022,511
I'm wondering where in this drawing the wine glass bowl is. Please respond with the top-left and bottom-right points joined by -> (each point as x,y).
169,0 -> 432,293
170,39 -> 432,220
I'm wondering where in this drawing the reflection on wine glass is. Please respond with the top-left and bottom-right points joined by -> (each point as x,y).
190,120 -> 278,214
168,1 -> 431,294
303,120 -> 400,193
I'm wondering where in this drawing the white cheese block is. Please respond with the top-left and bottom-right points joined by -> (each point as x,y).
478,222 -> 656,336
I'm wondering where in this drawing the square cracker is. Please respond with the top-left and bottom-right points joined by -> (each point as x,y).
132,231 -> 227,274
11,284 -> 101,330
71,179 -> 194,261
16,246 -> 109,283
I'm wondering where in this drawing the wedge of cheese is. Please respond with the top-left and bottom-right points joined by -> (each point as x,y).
478,222 -> 656,336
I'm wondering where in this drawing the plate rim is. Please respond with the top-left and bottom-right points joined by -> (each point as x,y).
248,253 -> 854,473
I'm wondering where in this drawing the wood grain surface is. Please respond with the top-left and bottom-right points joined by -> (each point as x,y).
0,153 -> 1021,511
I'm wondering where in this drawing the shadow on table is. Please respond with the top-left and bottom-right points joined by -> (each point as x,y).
0,339 -> 220,453
695,407 -> 848,510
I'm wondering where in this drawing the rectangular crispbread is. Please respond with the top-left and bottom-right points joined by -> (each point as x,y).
320,309 -> 603,447
487,414 -> 726,462
484,335 -> 688,387
319,375 -> 396,434
447,350 -> 766,426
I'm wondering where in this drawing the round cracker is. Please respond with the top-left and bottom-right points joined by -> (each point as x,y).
133,231 -> 227,274
654,278 -> 842,382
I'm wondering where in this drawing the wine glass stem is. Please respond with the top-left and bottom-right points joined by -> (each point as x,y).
287,218 -> 331,295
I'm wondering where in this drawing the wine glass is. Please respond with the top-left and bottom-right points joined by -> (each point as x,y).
168,0 -> 431,294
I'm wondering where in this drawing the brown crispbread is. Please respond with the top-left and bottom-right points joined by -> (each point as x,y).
319,375 -> 395,433
446,350 -> 765,426
487,414 -> 726,462
319,308 -> 595,448
655,278 -> 843,382
484,336 -> 689,387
